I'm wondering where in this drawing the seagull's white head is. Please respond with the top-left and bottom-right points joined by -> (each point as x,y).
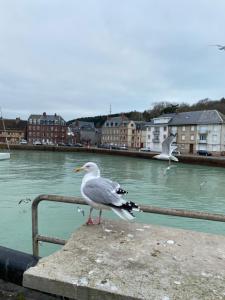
74,162 -> 100,176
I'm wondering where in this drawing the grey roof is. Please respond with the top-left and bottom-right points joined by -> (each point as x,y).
168,110 -> 225,125
134,121 -> 149,129
157,113 -> 176,118
71,121 -> 95,128
103,116 -> 129,127
28,113 -> 65,122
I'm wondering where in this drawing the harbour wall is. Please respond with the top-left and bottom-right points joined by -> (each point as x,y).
1,143 -> 225,168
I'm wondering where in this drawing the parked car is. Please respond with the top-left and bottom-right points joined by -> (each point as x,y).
33,140 -> 42,145
197,150 -> 212,156
118,146 -> 128,150
19,139 -> 27,144
73,143 -> 83,147
139,147 -> 151,152
98,144 -> 111,149
58,142 -> 66,146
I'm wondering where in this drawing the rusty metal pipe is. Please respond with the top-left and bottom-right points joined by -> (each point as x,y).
32,194 -> 225,257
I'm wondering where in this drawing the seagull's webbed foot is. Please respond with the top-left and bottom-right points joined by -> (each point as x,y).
85,208 -> 102,225
86,217 -> 101,225
86,217 -> 95,225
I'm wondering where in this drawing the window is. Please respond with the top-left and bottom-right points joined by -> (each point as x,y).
164,126 -> 167,131
181,135 -> 185,141
200,135 -> 206,140
191,135 -> 194,141
191,126 -> 195,131
163,134 -> 167,139
182,126 -> 185,131
148,134 -> 150,139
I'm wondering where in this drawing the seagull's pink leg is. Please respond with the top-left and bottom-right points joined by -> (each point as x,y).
86,207 -> 94,225
97,209 -> 102,224
86,208 -> 102,225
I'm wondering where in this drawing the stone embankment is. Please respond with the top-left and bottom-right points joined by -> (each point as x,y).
23,219 -> 225,300
1,143 -> 225,168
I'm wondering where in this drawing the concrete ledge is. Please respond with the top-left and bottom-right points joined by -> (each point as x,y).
23,220 -> 225,299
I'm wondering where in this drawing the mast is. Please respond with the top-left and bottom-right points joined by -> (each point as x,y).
0,108 -> 10,152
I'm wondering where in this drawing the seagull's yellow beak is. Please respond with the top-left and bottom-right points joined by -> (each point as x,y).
74,166 -> 84,173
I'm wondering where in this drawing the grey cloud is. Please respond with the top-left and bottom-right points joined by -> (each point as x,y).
0,0 -> 224,120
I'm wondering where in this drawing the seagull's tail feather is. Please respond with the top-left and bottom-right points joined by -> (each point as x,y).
111,201 -> 140,221
111,208 -> 135,221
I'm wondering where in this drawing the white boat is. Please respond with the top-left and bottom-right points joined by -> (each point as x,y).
0,153 -> 10,160
0,108 -> 10,160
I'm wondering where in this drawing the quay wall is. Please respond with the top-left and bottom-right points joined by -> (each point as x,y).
1,143 -> 225,168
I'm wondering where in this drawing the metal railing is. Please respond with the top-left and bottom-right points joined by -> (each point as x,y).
32,194 -> 225,257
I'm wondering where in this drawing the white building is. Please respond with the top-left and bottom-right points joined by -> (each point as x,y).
144,114 -> 175,152
168,110 -> 225,155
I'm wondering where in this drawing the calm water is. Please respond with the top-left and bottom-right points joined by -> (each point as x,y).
0,150 -> 225,256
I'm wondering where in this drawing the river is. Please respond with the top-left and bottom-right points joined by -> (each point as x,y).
0,150 -> 224,256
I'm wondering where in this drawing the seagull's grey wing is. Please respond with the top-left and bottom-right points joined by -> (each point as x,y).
103,178 -> 120,190
82,177 -> 124,206
162,133 -> 176,155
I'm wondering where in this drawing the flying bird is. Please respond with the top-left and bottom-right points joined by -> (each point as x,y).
210,44 -> 225,51
153,133 -> 178,162
74,162 -> 140,225
18,198 -> 31,205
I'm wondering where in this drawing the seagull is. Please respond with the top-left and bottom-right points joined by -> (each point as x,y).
210,44 -> 225,51
153,133 -> 178,162
18,198 -> 31,205
74,162 -> 140,225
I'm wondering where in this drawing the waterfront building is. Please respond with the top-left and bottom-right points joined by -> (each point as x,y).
133,121 -> 149,149
101,115 -> 149,149
69,121 -> 100,146
168,110 -> 225,155
27,112 -> 67,145
101,116 -> 143,148
0,117 -> 27,144
144,114 -> 175,152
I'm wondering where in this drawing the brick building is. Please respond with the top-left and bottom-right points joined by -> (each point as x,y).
0,117 -> 27,144
27,112 -> 67,145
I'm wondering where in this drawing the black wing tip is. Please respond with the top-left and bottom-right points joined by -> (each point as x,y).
116,188 -> 128,195
120,201 -> 140,213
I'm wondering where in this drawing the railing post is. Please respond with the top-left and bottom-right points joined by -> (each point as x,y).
32,196 -> 42,257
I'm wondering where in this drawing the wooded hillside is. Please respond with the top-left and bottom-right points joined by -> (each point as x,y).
68,97 -> 225,127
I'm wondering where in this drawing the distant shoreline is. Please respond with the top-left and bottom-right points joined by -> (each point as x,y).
1,143 -> 225,168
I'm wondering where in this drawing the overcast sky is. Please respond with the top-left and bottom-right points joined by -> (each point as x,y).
0,0 -> 225,121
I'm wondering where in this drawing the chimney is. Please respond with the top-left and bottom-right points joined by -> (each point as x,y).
16,117 -> 20,124
43,112 -> 47,117
54,113 -> 57,117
